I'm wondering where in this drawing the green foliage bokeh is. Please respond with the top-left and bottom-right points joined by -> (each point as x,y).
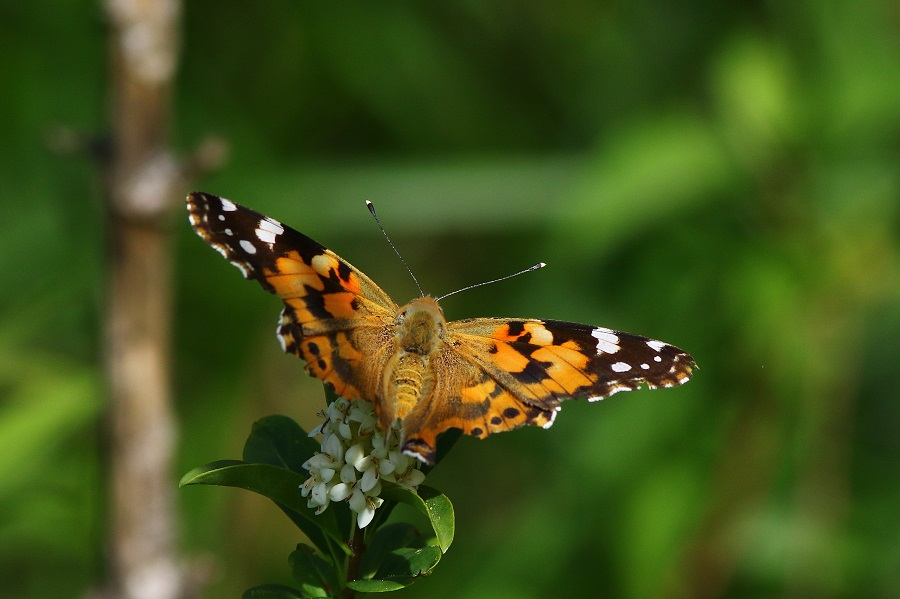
1,2 -> 898,598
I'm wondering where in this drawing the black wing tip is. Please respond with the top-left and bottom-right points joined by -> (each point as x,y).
185,191 -> 218,220
186,190 -> 214,205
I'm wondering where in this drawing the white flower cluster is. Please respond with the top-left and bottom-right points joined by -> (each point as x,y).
301,397 -> 426,528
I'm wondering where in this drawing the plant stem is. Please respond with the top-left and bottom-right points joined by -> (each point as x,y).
343,525 -> 366,598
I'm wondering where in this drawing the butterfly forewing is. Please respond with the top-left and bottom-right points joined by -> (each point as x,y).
187,192 -> 398,400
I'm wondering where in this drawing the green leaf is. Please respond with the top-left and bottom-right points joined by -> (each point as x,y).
347,545 -> 442,592
242,415 -> 320,472
345,579 -> 406,593
289,544 -> 339,598
380,483 -> 455,553
323,384 -> 341,405
180,461 -> 348,553
242,584 -> 304,598
359,522 -> 424,579
240,414 -> 353,543
376,545 -> 442,579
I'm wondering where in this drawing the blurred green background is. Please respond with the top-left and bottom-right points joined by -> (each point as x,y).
2,1 -> 898,597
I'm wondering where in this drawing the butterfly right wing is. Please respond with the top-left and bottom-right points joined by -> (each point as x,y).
398,317 -> 695,464
187,192 -> 399,400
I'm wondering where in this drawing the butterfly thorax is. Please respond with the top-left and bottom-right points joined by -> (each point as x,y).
378,297 -> 446,428
395,297 -> 445,354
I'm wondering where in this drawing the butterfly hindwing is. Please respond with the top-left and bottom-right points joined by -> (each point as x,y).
396,345 -> 559,464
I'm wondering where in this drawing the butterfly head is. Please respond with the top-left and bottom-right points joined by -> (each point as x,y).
395,297 -> 446,355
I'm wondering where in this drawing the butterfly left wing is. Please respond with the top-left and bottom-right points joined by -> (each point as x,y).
186,192 -> 399,400
398,317 -> 695,462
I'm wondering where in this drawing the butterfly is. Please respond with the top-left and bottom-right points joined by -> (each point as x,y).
187,192 -> 695,464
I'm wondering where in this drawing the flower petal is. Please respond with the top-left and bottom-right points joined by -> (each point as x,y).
357,505 -> 376,528
329,482 -> 350,501
361,467 -> 379,493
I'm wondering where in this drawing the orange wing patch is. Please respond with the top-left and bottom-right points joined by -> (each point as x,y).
483,321 -> 595,394
457,375 -> 556,436
399,360 -> 559,465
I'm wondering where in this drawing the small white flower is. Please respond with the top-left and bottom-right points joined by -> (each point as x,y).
345,443 -> 367,469
397,467 -> 426,489
348,487 -> 367,513
300,397 -> 426,528
328,482 -> 351,502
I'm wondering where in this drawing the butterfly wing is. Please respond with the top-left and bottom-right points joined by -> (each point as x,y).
187,192 -> 398,399
451,317 -> 694,401
398,348 -> 560,464
398,317 -> 695,463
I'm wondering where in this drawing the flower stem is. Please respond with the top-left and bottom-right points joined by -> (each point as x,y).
343,525 -> 366,598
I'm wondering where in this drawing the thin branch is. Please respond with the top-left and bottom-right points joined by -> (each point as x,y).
343,526 -> 366,599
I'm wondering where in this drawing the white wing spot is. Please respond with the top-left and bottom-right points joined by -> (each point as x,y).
611,361 -> 632,372
591,328 -> 620,354
258,217 -> 284,235
256,217 -> 284,244
224,228 -> 233,236
640,363 -> 650,370
217,214 -> 225,221
654,356 -> 662,363
239,239 -> 257,255
647,340 -> 667,352
220,198 -> 238,212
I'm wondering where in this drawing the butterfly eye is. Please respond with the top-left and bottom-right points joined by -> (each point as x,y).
396,311 -> 407,325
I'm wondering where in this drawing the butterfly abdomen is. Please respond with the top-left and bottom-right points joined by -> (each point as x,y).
384,352 -> 431,421
374,298 -> 447,429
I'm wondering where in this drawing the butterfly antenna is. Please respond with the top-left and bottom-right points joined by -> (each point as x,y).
435,262 -> 546,302
366,200 -> 425,297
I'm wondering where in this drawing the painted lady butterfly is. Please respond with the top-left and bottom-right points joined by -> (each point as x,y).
187,192 -> 695,464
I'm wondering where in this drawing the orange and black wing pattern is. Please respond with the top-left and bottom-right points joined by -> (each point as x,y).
187,192 -> 396,399
395,317 -> 694,463
455,317 -> 692,412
